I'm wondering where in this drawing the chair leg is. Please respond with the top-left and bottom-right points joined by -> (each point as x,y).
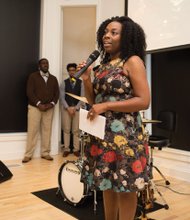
153,165 -> 170,185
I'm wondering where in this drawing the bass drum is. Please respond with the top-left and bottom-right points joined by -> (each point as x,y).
58,161 -> 89,206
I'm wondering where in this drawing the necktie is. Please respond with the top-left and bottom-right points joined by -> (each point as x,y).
42,72 -> 49,77
70,78 -> 76,88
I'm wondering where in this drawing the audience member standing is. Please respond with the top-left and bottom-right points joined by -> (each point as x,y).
60,63 -> 84,157
22,58 -> 59,163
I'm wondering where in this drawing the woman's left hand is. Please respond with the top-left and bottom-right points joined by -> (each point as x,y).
87,103 -> 108,121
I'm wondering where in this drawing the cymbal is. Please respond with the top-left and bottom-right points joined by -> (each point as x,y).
66,92 -> 89,104
142,118 -> 162,124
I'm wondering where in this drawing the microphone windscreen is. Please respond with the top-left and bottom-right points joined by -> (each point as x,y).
89,50 -> 100,61
74,50 -> 100,79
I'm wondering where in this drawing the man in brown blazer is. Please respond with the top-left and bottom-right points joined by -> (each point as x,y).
22,58 -> 59,163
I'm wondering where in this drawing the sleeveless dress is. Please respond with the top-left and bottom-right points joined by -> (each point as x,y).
81,58 -> 149,192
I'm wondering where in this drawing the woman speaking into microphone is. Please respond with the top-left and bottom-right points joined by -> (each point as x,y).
77,16 -> 150,220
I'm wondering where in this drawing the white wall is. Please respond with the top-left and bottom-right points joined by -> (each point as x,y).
0,0 -> 125,161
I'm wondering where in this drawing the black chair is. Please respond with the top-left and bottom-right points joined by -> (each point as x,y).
148,110 -> 176,185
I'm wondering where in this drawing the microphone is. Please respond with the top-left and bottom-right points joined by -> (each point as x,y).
74,50 -> 100,79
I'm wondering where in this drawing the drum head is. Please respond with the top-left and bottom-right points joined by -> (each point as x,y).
58,161 -> 87,205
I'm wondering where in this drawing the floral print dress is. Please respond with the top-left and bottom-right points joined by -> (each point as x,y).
81,58 -> 149,192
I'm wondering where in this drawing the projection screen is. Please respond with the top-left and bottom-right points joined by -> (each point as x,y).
128,0 -> 190,52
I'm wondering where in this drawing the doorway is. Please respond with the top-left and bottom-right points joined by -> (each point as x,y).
61,6 -> 96,149
62,6 -> 96,78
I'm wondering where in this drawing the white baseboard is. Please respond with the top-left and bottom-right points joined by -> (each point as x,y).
0,132 -> 60,161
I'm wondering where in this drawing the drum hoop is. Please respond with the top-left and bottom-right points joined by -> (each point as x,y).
58,160 -> 88,206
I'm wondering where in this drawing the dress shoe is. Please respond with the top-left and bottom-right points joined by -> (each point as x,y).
41,155 -> 53,161
73,151 -> 80,157
22,157 -> 31,163
63,151 -> 70,157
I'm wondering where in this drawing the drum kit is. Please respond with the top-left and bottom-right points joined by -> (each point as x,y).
58,160 -> 89,205
56,118 -> 168,220
57,131 -> 98,211
135,117 -> 169,220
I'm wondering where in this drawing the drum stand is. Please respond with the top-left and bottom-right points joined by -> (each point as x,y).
93,190 -> 97,213
135,129 -> 169,220
79,131 -> 98,214
135,167 -> 155,220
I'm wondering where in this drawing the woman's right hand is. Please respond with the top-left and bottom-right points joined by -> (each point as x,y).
76,61 -> 92,81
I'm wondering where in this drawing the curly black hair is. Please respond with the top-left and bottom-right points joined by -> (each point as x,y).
97,16 -> 147,64
66,63 -> 77,71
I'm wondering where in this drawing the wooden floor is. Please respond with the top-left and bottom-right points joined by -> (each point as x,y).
0,154 -> 190,220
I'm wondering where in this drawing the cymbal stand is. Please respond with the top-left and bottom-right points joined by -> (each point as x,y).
149,146 -> 170,185
144,127 -> 169,209
148,144 -> 169,209
78,130 -> 88,159
78,131 -> 98,214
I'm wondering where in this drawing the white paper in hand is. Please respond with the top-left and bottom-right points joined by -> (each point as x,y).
79,108 -> 106,139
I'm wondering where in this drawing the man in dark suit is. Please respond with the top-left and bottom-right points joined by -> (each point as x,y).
60,63 -> 84,157
22,58 -> 59,163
